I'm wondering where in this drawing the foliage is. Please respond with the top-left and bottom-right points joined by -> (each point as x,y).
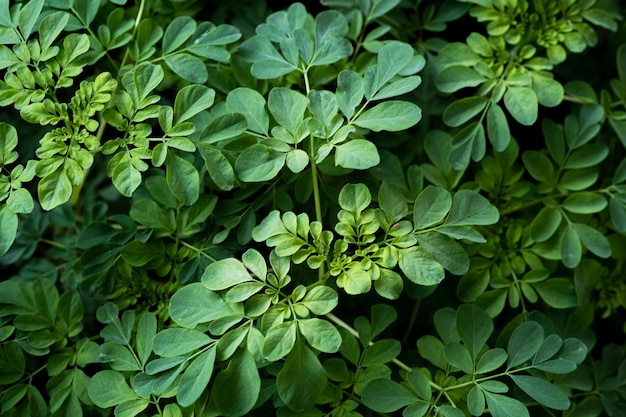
0,0 -> 625,416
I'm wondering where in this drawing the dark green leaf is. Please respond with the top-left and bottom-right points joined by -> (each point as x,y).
446,190 -> 499,226
235,143 -> 286,182
510,375 -> 570,410
177,346 -> 216,407
169,283 -> 233,328
483,391 -> 529,417
456,304 -> 493,360
436,66 -> 486,93
413,185 -> 452,229
504,86 -> 538,126
507,321 -> 544,369
443,97 -> 488,127
361,378 -> 417,413
166,152 -> 199,206
226,88 -> 269,135
399,247 -> 445,286
487,102 -> 511,152
88,370 -> 137,408
212,349 -> 260,416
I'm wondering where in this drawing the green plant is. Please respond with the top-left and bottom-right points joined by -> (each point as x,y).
1,0 -> 626,416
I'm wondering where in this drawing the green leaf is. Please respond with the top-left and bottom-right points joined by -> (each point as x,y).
301,286 -> 338,315
510,375 -> 570,410
436,66 -> 486,93
414,185 -> 452,229
169,283 -> 233,328
483,391 -> 529,417
361,378 -> 418,412
534,278 -> 578,309
162,16 -> 196,54
530,206 -> 562,242
468,385 -> 486,416
153,328 -> 213,357
212,349 -> 260,416
573,223 -> 611,258
98,343 -> 141,371
226,88 -> 269,135
444,342 -> 474,373
236,143 -> 286,182
88,370 -> 137,408
446,190 -> 499,226
456,304 -> 493,360
562,192 -> 607,214
443,97 -> 488,128
298,318 -> 341,353
507,321 -> 544,369
0,206 -> 17,256
0,343 -> 25,384
166,153 -> 199,206
476,348 -> 507,374
239,35 -> 296,79
277,339 -> 328,412
561,223 -> 582,268
504,86 -> 538,126
486,103 -> 511,152
0,122 -> 18,165
399,247 -> 445,286
177,346 -> 216,407
374,41 -> 415,91
335,139 -> 380,169
362,339 -> 401,366
39,11 -> 69,52
373,75 -> 422,100
198,145 -> 235,190
311,10 -> 352,66
18,0 -> 44,39
336,70 -> 364,119
202,258 -> 254,291
7,188 -> 34,214
38,169 -> 72,211
268,87 -> 308,135
415,232 -> 469,275
136,313 -> 156,367
264,321 -> 297,361
354,101 -> 422,132
532,73 -> 564,107
165,53 -> 208,84
174,84 -> 215,124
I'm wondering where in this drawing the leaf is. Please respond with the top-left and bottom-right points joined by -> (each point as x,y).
534,278 -> 578,309
163,16 -> 196,54
226,88 -> 269,135
442,97 -> 488,127
522,150 -> 554,183
298,318 -> 341,353
509,375 -> 570,410
562,192 -> 607,214
153,328 -> 213,357
413,185 -> 452,229
166,153 -> 199,206
7,188 -> 34,214
361,378 -> 417,412
507,321 -> 544,369
354,101 -> 422,132
277,339 -> 327,412
561,223 -> 582,268
239,35 -> 296,79
486,102 -> 511,152
177,346 -> 216,407
235,143 -> 286,182
336,70 -> 364,119
456,304 -> 493,360
530,206 -> 562,242
415,232 -> 469,275
468,385 -> 486,416
483,391 -> 529,417
335,139 -> 380,169
311,10 -> 352,66
39,11 -> 69,52
169,283 -> 233,328
373,75 -> 422,100
0,206 -> 18,256
399,247 -> 445,286
504,86 -> 538,126
476,348 -> 507,374
165,53 -> 208,83
38,169 -> 72,211
174,84 -> 215,124
301,286 -> 338,315
0,122 -> 18,165
374,41 -> 415,90
197,145 -> 235,191
268,87 -> 308,135
136,313 -> 156,367
444,342 -> 474,373
18,0 -> 44,39
88,370 -> 137,408
446,190 -> 499,226
201,258 -> 254,291
573,223 -> 611,258
264,321 -> 297,361
212,349 -> 260,416
436,66 -> 486,93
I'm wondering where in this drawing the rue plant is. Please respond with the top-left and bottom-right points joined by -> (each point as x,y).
1,0 -> 626,416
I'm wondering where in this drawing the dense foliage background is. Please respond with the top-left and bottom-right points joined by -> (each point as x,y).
1,0 -> 626,416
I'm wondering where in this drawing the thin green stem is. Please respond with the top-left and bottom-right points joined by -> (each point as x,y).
178,239 -> 218,262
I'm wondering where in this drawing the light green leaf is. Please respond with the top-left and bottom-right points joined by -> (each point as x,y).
301,286 -> 338,315
504,86 -> 538,126
202,258 -> 254,291
18,0 -> 44,39
0,122 -> 18,165
476,348 -> 507,374
264,321 -> 297,361
153,328 -> 213,357
174,84 -> 215,124
177,346 -> 216,407
226,88 -> 269,135
286,149 -> 309,173
268,87 -> 307,135
212,349 -> 260,416
532,73 -> 564,107
399,247 -> 445,286
298,318 -> 341,353
530,206 -> 562,242
162,16 -> 196,54
354,101 -> 422,132
39,12 -> 69,52
88,370 -> 137,408
573,223 -> 611,258
373,75 -> 422,100
311,10 -> 352,66
277,339 -> 328,412
165,53 -> 208,83
562,192 -> 607,214
0,206 -> 16,255
166,153 -> 199,206
38,169 -> 72,211
361,378 -> 418,412
197,145 -> 235,191
239,35 -> 296,79
510,375 -> 570,410
136,313 -> 156,367
336,70 -> 364,119
415,232 -> 469,275
446,190 -> 499,226
414,185 -> 452,229
236,143 -> 286,182
338,183 -> 371,215
6,188 -> 33,214
335,139 -> 380,169
374,41 -> 415,89
169,283 -> 233,328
